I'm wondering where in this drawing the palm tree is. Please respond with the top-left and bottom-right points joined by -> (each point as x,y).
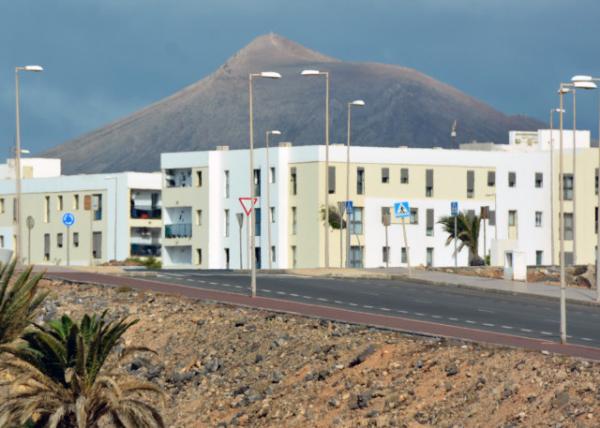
0,311 -> 164,427
0,261 -> 47,347
438,212 -> 484,266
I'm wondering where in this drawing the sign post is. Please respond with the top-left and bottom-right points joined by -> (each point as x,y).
239,197 -> 258,297
344,200 -> 353,268
394,201 -> 411,276
26,216 -> 34,265
337,202 -> 345,268
62,213 -> 75,266
236,213 -> 244,270
451,201 -> 459,267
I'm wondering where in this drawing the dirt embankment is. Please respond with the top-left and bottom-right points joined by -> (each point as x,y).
12,281 -> 600,427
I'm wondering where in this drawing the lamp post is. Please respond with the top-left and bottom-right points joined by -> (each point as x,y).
14,65 -> 43,264
345,100 -> 365,268
249,71 -> 281,297
301,69 -> 331,268
549,108 -> 565,266
571,75 -> 600,301
104,176 -> 119,262
265,129 -> 281,270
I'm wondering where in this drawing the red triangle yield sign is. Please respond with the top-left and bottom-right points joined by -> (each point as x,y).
239,197 -> 258,216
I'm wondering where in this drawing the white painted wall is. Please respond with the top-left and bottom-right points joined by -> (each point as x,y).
0,158 -> 61,180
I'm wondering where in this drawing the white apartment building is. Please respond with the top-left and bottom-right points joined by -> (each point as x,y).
160,130 -> 581,270
0,158 -> 162,265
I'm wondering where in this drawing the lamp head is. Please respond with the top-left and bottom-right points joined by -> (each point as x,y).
571,75 -> 593,83
269,130 -> 282,136
258,71 -> 281,79
301,69 -> 322,76
23,65 -> 44,72
572,80 -> 597,90
350,99 -> 366,107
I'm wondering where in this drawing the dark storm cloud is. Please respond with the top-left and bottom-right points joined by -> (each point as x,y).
1,0 -> 599,155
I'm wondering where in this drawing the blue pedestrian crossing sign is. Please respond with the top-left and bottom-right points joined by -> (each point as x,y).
451,201 -> 459,216
394,201 -> 410,219
344,200 -> 353,215
62,212 -> 75,227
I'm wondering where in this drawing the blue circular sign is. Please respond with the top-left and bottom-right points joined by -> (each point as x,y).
62,212 -> 75,227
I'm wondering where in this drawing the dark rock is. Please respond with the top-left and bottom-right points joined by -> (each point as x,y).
206,359 -> 221,373
234,319 -> 246,327
445,363 -> 459,376
233,385 -> 250,396
254,354 -> 264,363
328,398 -> 340,408
349,392 -> 371,410
145,364 -> 165,381
167,370 -> 195,385
414,359 -> 423,369
349,345 -> 376,368
553,391 -> 570,408
271,371 -> 283,383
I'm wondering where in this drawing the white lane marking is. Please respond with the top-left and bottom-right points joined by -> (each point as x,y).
167,273 -> 184,278
198,280 -> 206,284
477,308 -> 494,313
234,285 -> 242,289
262,289 -> 271,292
396,310 -> 408,314
501,325 -> 513,330
209,282 -> 218,285
581,337 -> 594,342
363,305 -> 373,309
380,307 -> 391,312
276,291 -> 286,295
465,320 -> 476,324
290,293 -> 299,297
263,289 -> 272,293
448,317 -> 459,321
520,328 -> 533,333
482,323 -> 495,327
431,315 -> 442,319
414,312 -> 425,316
302,296 -> 312,299
334,300 -> 344,304
221,283 -> 231,287
186,278 -> 194,282
540,331 -> 553,336
317,298 -> 328,302
348,303 -> 358,307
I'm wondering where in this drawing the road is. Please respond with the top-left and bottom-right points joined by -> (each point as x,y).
124,270 -> 600,347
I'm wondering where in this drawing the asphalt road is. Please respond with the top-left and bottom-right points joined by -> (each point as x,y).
132,270 -> 600,348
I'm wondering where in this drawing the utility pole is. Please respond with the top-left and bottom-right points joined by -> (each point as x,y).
236,213 -> 244,270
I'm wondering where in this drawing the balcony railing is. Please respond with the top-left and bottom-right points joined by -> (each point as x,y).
131,208 -> 162,220
165,223 -> 192,239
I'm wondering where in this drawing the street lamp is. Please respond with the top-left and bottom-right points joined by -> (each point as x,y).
301,69 -> 331,268
571,75 -> 600,301
265,129 -> 282,270
249,71 -> 281,297
345,99 -> 365,268
549,108 -> 565,267
14,64 -> 43,264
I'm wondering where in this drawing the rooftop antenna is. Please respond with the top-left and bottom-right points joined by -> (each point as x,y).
450,120 -> 458,147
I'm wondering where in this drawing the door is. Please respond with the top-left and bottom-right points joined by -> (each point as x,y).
44,233 -> 50,261
92,232 -> 102,259
349,246 -> 363,268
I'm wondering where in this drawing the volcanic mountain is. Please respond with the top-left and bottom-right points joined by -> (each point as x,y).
44,33 -> 544,173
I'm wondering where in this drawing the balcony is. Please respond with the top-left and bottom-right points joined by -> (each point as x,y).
131,208 -> 162,220
165,223 -> 192,239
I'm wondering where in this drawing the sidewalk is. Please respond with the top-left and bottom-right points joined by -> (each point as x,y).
285,267 -> 600,306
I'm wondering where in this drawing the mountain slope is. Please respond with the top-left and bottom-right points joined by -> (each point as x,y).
44,33 -> 544,173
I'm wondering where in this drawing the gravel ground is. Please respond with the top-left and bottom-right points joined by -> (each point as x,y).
9,280 -> 600,427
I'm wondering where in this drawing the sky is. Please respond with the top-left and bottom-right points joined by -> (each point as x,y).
1,0 -> 600,156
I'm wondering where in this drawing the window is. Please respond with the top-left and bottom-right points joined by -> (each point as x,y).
381,168 -> 389,184
196,171 -> 203,187
254,169 -> 261,197
196,248 -> 202,265
291,246 -> 297,268
564,213 -> 574,240
270,207 -> 276,223
381,207 -> 391,225
508,210 -> 517,227
44,234 -> 50,261
467,170 -> 474,198
467,209 -> 476,219
0,198 -> 4,214
426,247 -> 434,267
596,207 -> 598,234
565,252 -> 574,265
44,196 -> 50,223
165,169 -> 192,187
401,247 -> 407,263
255,208 -> 261,236
563,174 -> 573,200
291,207 -> 297,234
536,251 -> 543,266
357,167 -> 365,195
92,194 -> 102,221
400,168 -> 409,184
425,169 -> 434,197
350,207 -> 363,234
489,210 -> 496,226
0,236 -> 4,248
57,233 -> 63,248
224,209 -> 230,237
290,167 -> 297,195
57,195 -> 63,211
12,199 -> 16,222
410,207 -> 419,224
224,170 -> 230,198
535,211 -> 543,227
382,246 -> 390,263
328,166 -> 336,194
270,167 -> 276,184
73,194 -> 79,210
224,248 -> 230,269
426,209 -> 434,236
349,246 -> 364,268
92,232 -> 102,259
535,172 -> 543,188
508,172 -> 516,188
73,232 -> 79,248
487,171 -> 496,187
271,246 -> 276,263
196,210 -> 203,226
596,168 -> 599,195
